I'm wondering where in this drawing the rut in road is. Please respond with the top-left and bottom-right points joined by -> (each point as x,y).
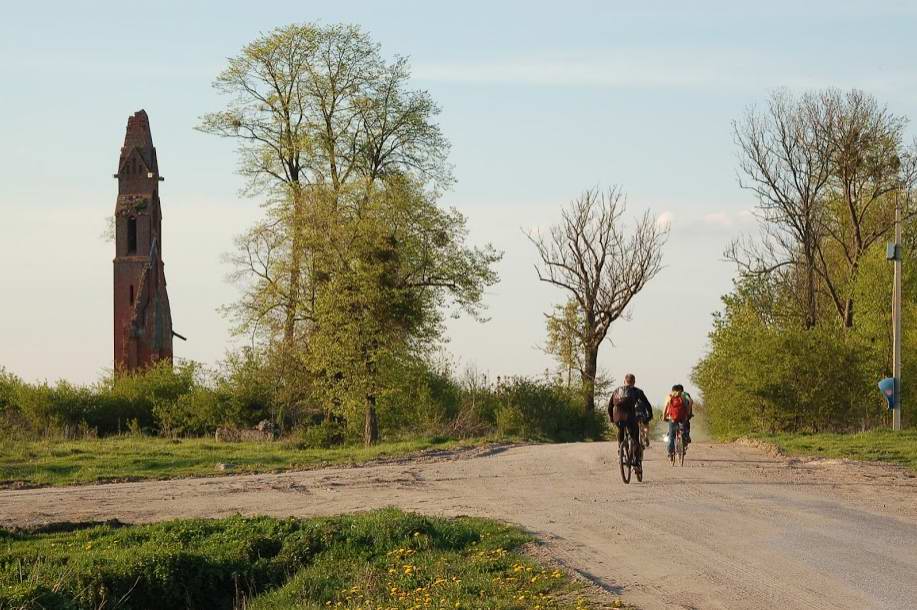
2,441 -> 917,610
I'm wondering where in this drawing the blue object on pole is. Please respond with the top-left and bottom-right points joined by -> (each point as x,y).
879,377 -> 896,410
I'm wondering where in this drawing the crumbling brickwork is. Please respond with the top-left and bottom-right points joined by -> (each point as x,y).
113,110 -> 173,371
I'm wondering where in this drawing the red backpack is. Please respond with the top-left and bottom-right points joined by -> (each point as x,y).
668,393 -> 687,422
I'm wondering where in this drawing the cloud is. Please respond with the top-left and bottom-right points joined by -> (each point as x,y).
657,211 -> 674,228
703,212 -> 733,227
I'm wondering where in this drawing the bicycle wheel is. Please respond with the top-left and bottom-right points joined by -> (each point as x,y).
619,432 -> 632,484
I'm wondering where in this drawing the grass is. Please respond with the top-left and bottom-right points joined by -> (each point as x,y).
0,508 -> 620,610
0,435 -> 484,488
755,428 -> 917,473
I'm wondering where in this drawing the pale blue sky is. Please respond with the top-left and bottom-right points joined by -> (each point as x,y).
1,1 -> 915,402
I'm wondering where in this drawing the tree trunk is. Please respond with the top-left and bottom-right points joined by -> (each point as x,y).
283,188 -> 305,349
804,251 -> 818,329
364,394 -> 380,446
843,259 -> 859,328
582,346 -> 598,413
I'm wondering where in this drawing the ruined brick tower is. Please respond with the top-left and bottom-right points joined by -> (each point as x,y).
113,110 -> 174,371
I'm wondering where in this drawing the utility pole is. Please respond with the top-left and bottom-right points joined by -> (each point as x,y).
893,190 -> 903,431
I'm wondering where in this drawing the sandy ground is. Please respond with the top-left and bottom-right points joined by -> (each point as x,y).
2,441 -> 917,610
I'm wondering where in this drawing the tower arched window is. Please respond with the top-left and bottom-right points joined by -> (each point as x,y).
127,217 -> 137,254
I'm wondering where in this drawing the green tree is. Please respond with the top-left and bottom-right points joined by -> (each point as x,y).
307,178 -> 500,444
199,22 -> 451,352
544,299 -> 586,389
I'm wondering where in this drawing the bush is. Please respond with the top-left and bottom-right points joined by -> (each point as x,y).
0,361 -> 203,437
297,418 -> 348,448
0,353 -> 606,444
490,377 -> 605,442
693,287 -> 880,438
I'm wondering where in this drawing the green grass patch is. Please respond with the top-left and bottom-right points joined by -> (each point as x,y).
0,436 -> 483,488
0,508 -> 616,610
755,429 -> 917,473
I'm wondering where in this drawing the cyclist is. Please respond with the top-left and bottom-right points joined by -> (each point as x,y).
663,384 -> 690,458
636,388 -> 654,448
675,384 -> 694,447
610,374 -> 652,473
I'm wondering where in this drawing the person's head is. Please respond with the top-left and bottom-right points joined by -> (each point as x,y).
671,384 -> 680,393
624,373 -> 636,386
675,384 -> 684,392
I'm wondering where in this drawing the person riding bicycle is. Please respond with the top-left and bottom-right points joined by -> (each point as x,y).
675,384 -> 693,446
635,386 -> 653,448
663,385 -> 691,458
609,374 -> 651,472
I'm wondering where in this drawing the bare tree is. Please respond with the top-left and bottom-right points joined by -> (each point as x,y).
732,90 -> 834,329
528,187 -> 668,412
732,89 -> 917,330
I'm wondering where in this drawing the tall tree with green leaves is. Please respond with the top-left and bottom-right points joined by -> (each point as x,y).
200,23 -> 499,439
199,23 -> 452,352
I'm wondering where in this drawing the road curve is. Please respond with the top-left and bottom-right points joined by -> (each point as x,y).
2,441 -> 916,610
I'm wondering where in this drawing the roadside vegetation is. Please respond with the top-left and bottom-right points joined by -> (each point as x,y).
694,89 -> 917,439
753,429 -> 917,473
0,508 -> 617,610
0,362 -> 604,487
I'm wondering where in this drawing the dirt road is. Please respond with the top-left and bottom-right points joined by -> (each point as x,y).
2,441 -> 916,610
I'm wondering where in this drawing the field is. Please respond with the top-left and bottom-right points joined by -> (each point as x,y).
0,508 -> 613,610
756,429 -> 917,472
0,436 -> 482,488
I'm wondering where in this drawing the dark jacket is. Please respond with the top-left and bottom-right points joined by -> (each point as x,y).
609,385 -> 653,423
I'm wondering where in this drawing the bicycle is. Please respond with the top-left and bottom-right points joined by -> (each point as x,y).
668,422 -> 686,467
638,421 -> 650,449
618,425 -> 642,484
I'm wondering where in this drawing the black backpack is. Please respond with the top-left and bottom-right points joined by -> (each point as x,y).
611,386 -> 638,423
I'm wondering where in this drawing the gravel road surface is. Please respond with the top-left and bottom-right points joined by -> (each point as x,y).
2,441 -> 916,610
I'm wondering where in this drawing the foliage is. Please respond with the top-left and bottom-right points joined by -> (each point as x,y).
730,88 -> 917,329
544,299 -> 586,388
0,509 -> 612,610
698,88 -> 917,437
305,178 -> 500,444
202,23 -> 500,445
694,259 -> 917,436
0,362 -> 198,438
490,377 -> 606,442
693,289 -> 876,437
0,348 -> 604,458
